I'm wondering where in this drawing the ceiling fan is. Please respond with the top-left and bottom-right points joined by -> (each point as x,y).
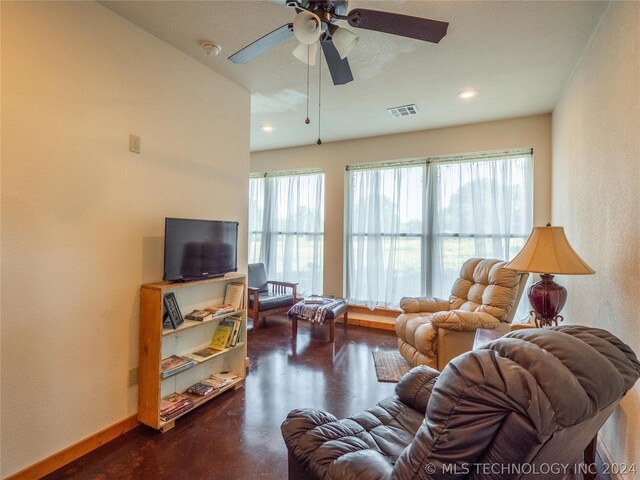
228,0 -> 449,86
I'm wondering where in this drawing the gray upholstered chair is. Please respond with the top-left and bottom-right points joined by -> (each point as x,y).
282,326 -> 640,480
247,263 -> 297,329
396,257 -> 528,370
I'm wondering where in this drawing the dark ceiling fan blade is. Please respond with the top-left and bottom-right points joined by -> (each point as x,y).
320,37 -> 354,85
228,23 -> 294,64
347,9 -> 448,44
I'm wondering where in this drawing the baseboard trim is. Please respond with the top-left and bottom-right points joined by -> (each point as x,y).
343,316 -> 395,331
597,435 -> 623,480
5,414 -> 140,480
348,305 -> 401,318
343,305 -> 398,331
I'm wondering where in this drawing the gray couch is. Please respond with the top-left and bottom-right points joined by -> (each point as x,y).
281,326 -> 640,480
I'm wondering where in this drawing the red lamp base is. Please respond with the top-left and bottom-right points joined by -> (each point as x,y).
528,274 -> 567,327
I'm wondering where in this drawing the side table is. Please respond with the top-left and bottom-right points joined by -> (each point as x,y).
473,327 -> 505,349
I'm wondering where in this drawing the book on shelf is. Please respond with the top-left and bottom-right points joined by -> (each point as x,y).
185,346 -> 219,362
204,304 -> 236,317
209,321 -> 234,350
227,315 -> 243,347
212,371 -> 238,380
187,382 -> 215,397
200,377 -> 227,390
224,283 -> 245,310
160,392 -> 194,421
201,371 -> 239,389
234,319 -> 243,345
160,355 -> 195,378
212,371 -> 239,384
221,319 -> 240,347
184,310 -> 214,322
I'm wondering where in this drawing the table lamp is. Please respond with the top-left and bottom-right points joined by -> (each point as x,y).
504,224 -> 595,327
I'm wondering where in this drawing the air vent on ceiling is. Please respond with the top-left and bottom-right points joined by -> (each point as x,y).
387,104 -> 419,118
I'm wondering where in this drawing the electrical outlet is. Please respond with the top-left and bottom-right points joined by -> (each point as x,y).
128,367 -> 138,386
129,134 -> 141,154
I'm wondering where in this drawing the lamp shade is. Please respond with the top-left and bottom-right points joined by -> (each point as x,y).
505,225 -> 595,275
293,11 -> 322,45
292,41 -> 318,65
332,27 -> 359,59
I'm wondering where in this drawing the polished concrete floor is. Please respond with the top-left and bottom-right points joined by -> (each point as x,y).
45,316 -> 610,480
45,316 -> 398,479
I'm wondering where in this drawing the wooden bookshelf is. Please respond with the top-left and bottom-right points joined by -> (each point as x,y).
138,274 -> 247,431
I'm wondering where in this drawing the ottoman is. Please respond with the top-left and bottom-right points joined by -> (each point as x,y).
287,297 -> 348,342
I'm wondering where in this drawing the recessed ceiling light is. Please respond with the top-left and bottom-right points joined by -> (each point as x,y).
260,125 -> 274,132
457,89 -> 478,99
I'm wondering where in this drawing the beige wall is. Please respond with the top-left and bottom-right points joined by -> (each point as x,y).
0,2 -> 249,477
251,114 -> 552,302
552,1 -> 640,467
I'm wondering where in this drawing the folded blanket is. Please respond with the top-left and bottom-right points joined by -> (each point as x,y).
288,298 -> 345,325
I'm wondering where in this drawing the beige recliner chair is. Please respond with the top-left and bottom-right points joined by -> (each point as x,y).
396,257 -> 528,369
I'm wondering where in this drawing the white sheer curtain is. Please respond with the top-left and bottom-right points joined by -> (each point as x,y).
346,165 -> 427,308
346,151 -> 533,317
430,156 -> 532,298
248,176 -> 265,264
248,172 -> 324,295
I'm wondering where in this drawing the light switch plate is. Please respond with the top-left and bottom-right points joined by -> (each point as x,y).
129,134 -> 141,154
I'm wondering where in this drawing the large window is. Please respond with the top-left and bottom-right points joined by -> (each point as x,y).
249,172 -> 324,295
346,150 -> 532,313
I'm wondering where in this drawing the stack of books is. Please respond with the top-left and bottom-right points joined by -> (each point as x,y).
205,304 -> 236,317
201,371 -> 239,390
185,346 -> 219,362
209,315 -> 243,350
184,310 -> 214,322
160,393 -> 194,421
160,355 -> 195,379
186,382 -> 215,397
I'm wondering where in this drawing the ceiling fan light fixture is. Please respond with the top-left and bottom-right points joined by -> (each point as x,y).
332,27 -> 359,59
292,41 -> 318,65
293,11 -> 322,45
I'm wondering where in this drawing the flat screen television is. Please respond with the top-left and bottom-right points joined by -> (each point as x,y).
163,218 -> 238,282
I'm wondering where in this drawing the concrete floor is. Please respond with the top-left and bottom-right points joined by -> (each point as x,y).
45,316 -> 610,480
45,316 -> 398,479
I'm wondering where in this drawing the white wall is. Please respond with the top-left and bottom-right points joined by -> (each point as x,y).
251,114 -> 551,303
552,1 -> 640,466
0,2 -> 250,477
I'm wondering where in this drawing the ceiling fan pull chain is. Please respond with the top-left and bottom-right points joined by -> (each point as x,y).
305,45 -> 310,125
317,52 -> 322,145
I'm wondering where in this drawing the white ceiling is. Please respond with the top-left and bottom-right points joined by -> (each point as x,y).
101,0 -> 608,152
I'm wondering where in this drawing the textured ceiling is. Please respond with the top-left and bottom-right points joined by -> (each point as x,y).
101,1 -> 608,151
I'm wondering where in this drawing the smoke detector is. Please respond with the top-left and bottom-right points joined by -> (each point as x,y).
202,41 -> 222,56
387,104 -> 419,118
